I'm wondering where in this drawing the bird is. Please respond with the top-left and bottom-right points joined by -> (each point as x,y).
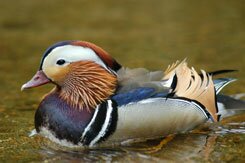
21,41 -> 243,148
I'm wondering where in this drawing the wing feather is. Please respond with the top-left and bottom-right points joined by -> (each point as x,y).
164,61 -> 218,121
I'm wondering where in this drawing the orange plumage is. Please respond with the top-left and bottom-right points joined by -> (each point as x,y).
58,61 -> 117,110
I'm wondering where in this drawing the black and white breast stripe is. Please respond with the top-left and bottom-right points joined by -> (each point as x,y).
80,99 -> 118,146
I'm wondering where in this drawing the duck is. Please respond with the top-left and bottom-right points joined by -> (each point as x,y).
21,40 -> 243,148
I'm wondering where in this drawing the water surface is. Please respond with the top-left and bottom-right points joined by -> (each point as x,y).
0,0 -> 244,162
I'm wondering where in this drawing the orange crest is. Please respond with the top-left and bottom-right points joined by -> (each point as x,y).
72,41 -> 121,72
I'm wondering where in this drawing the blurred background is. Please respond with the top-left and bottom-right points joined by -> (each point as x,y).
0,0 -> 244,162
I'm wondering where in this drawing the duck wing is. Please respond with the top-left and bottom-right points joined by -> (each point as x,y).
116,67 -> 166,93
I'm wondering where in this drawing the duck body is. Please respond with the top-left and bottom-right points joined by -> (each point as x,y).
36,89 -> 208,147
107,97 -> 208,144
22,41 -> 242,148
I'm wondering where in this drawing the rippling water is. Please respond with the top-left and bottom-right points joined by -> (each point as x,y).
0,0 -> 244,162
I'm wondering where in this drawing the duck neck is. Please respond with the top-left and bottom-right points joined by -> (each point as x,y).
57,61 -> 118,110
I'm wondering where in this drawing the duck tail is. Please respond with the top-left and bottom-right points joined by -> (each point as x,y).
212,77 -> 245,118
216,94 -> 245,118
206,69 -> 237,76
213,78 -> 236,94
199,70 -> 237,77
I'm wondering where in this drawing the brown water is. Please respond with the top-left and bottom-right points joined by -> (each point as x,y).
0,0 -> 244,162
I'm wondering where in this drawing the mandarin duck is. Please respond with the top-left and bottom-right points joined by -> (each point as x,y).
21,41 -> 244,148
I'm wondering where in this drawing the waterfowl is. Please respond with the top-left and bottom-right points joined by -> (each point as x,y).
21,41 -> 242,147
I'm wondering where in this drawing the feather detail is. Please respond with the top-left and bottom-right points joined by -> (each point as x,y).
164,61 -> 218,121
163,59 -> 187,80
58,61 -> 117,111
117,67 -> 164,93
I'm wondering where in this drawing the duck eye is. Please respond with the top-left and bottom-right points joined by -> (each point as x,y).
56,59 -> 66,65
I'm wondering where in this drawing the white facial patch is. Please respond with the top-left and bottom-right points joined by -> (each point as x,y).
42,45 -> 108,70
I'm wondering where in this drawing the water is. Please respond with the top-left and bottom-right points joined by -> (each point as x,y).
0,0 -> 244,162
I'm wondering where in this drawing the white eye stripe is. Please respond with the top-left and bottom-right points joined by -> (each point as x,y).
42,45 -> 114,74
44,45 -> 106,67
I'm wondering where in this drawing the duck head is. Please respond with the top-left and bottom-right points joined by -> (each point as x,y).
22,41 -> 121,109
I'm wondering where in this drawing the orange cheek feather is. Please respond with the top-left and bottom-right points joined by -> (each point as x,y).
58,61 -> 118,110
44,66 -> 70,84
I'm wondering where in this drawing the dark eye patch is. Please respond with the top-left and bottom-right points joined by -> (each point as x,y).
56,59 -> 66,65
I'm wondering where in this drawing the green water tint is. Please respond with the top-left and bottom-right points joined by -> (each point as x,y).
0,0 -> 244,162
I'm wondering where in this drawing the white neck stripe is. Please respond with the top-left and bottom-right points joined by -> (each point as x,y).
89,100 -> 113,146
81,105 -> 100,140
